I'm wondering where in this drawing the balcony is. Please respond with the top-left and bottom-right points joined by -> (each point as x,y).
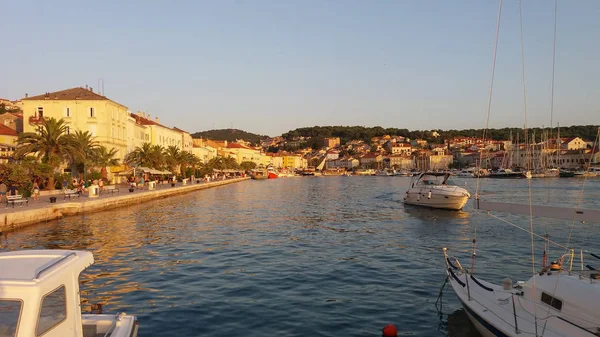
29,116 -> 47,124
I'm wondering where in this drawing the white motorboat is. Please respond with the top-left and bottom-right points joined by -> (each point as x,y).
0,250 -> 139,337
403,172 -> 471,210
443,247 -> 600,337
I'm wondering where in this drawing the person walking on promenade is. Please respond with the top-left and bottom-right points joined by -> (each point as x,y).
32,181 -> 40,200
62,179 -> 68,190
0,181 -> 6,202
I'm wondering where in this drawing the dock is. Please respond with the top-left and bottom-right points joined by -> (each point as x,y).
0,177 -> 250,232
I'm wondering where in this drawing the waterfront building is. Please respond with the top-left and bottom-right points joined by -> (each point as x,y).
191,145 -> 217,164
389,154 -> 414,170
222,142 -> 263,165
126,114 -> 150,154
0,112 -> 23,133
411,139 -> 428,148
429,154 -> 453,170
360,153 -> 383,168
22,87 -> 129,162
0,124 -> 18,163
282,155 -> 307,170
173,127 -> 193,153
131,112 -> 183,150
340,156 -> 360,170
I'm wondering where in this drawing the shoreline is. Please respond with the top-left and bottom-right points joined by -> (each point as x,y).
0,177 -> 250,233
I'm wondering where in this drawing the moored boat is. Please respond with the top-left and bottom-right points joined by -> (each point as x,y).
403,172 -> 471,210
0,250 -> 139,337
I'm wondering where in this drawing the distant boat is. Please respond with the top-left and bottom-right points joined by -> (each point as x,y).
322,168 -> 345,176
488,169 -> 527,179
250,169 -> 268,180
403,172 -> 471,210
267,164 -> 278,179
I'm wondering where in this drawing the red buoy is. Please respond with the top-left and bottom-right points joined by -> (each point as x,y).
382,324 -> 397,337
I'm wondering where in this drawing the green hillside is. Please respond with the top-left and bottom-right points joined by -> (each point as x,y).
190,129 -> 267,145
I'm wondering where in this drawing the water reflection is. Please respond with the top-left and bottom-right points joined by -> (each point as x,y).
0,177 -> 598,337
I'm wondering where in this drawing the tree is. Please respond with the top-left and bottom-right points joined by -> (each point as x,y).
240,161 -> 257,170
125,142 -> 164,169
92,146 -> 120,180
179,151 -> 200,178
71,130 -> 99,177
164,145 -> 181,174
15,118 -> 82,190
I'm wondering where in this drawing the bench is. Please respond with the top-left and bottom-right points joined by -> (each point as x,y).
102,186 -> 119,194
6,195 -> 28,208
63,189 -> 80,200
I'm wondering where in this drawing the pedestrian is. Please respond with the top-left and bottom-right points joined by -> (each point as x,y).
32,181 -> 40,200
0,181 -> 6,202
8,184 -> 17,196
62,179 -> 68,190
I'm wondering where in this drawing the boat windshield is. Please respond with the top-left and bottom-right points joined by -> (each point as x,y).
419,174 -> 447,186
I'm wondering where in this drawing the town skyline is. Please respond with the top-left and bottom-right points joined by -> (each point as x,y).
2,1 -> 599,136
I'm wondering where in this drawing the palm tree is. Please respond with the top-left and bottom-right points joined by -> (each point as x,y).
125,142 -> 164,169
179,151 -> 200,178
71,130 -> 99,178
164,145 -> 181,174
15,118 -> 82,189
92,146 -> 120,181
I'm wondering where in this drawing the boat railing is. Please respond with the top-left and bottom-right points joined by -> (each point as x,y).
35,252 -> 77,279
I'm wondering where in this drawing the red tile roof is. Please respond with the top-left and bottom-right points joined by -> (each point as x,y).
23,87 -> 109,101
0,124 -> 17,136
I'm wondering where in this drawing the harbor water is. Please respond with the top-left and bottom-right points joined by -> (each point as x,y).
1,177 -> 599,337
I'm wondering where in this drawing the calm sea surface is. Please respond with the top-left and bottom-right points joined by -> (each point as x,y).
1,176 -> 599,337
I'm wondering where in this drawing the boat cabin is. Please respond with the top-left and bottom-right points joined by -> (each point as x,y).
411,172 -> 450,188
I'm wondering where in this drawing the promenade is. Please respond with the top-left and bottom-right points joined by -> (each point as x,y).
0,177 -> 250,232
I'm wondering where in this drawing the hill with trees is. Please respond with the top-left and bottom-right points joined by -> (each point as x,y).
190,129 -> 267,145
282,125 -> 599,145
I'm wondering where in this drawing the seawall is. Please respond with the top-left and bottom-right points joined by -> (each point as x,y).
0,177 -> 250,232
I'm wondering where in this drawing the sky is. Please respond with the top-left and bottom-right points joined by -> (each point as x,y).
1,0 -> 599,137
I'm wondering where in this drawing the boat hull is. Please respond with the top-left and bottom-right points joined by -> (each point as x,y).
403,190 -> 469,210
268,171 -> 278,179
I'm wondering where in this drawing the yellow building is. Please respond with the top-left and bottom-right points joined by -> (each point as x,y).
22,87 -> 128,161
223,143 -> 262,165
191,146 -> 217,164
131,112 -> 183,150
126,114 -> 150,153
174,127 -> 193,153
0,124 -> 17,163
283,155 -> 306,169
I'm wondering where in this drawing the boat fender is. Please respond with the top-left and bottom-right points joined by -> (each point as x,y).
382,324 -> 397,337
428,191 -> 432,199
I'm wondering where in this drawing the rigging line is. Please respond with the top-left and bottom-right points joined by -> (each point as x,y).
564,127 -> 600,250
486,212 -> 570,250
518,4 -> 538,327
545,0 -> 558,266
475,0 -> 503,200
473,0 -> 503,272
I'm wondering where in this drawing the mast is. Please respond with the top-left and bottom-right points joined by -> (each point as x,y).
557,122 -> 560,169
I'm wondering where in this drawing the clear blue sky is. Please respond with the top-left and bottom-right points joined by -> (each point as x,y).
1,0 -> 598,136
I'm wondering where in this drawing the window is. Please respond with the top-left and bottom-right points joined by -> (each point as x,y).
0,300 -> 22,337
36,286 -> 67,336
65,107 -> 70,117
89,107 -> 95,117
66,127 -> 70,135
37,107 -> 44,117
541,292 -> 562,311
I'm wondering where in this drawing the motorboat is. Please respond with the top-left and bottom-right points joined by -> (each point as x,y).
322,168 -> 346,176
266,164 -> 278,179
443,247 -> 600,337
375,169 -> 397,176
250,169 -> 268,180
456,168 -> 476,178
0,250 -> 139,337
355,169 -> 375,176
403,172 -> 471,210
488,168 -> 528,179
